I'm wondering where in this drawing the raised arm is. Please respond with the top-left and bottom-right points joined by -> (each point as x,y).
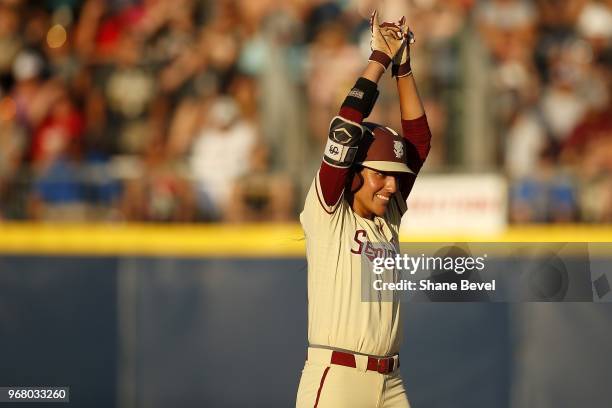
316,13 -> 404,212
392,29 -> 432,200
316,64 -> 382,212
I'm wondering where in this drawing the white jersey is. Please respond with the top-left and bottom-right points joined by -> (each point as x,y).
300,171 -> 407,357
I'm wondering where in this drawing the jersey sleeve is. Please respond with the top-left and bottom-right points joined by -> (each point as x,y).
300,173 -> 348,237
398,114 -> 432,203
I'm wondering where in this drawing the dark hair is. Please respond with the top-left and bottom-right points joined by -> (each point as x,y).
345,164 -> 364,196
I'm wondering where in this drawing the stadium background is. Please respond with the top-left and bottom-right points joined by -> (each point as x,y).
0,0 -> 611,407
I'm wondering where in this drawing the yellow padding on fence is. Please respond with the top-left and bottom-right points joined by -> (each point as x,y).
0,223 -> 610,256
0,223 -> 305,257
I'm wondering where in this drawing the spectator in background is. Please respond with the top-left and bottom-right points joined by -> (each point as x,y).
539,38 -> 591,144
390,0 -> 473,169
504,88 -> 547,180
156,1 -> 205,98
503,44 -> 586,223
576,0 -> 612,57
29,82 -> 83,168
102,28 -> 158,155
0,2 -> 26,214
10,50 -> 47,130
0,3 -> 22,86
306,17 -> 363,146
477,0 -> 539,130
536,0 -> 587,32
509,144 -> 579,223
0,0 -> 609,225
189,95 -> 258,221
562,57 -> 612,222
477,0 -> 538,63
225,143 -> 294,222
478,0 -> 543,194
120,135 -> 195,222
238,9 -> 306,176
43,7 -> 79,85
0,91 -> 26,219
561,63 -> 611,165
26,82 -> 87,221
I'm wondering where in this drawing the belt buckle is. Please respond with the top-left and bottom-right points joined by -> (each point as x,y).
377,358 -> 389,374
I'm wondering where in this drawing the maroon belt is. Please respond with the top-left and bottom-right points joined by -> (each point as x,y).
330,350 -> 399,374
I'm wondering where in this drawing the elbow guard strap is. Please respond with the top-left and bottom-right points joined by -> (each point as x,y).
323,116 -> 364,168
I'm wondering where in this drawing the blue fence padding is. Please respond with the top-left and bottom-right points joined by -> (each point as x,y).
0,256 -> 118,408
1,255 -> 611,408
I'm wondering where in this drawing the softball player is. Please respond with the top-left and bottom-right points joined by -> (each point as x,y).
295,12 -> 432,408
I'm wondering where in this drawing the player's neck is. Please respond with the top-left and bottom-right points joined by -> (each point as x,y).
348,194 -> 374,220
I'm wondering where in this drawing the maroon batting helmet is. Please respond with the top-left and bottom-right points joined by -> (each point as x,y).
348,123 -> 414,193
356,123 -> 414,174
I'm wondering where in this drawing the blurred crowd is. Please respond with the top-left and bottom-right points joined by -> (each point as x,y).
477,0 -> 612,223
0,0 -> 610,223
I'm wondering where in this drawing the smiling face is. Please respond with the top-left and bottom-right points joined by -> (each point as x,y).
352,167 -> 399,219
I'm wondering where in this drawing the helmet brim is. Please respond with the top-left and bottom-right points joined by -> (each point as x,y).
359,160 -> 414,174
